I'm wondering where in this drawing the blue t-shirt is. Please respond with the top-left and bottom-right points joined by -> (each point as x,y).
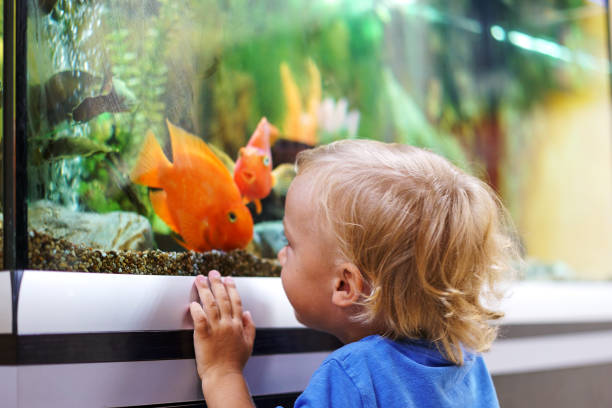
291,335 -> 499,408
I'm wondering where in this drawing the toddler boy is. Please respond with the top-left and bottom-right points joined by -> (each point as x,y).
190,140 -> 519,407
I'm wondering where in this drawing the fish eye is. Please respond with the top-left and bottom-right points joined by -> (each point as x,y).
262,156 -> 270,166
228,211 -> 237,223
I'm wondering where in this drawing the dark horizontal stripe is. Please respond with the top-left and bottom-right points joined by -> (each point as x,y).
11,328 -> 342,365
253,327 -> 342,355
4,321 -> 612,366
0,334 -> 17,365
115,392 -> 301,408
498,321 -> 612,339
17,330 -> 193,365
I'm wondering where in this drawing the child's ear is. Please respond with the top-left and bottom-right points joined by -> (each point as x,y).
331,263 -> 364,307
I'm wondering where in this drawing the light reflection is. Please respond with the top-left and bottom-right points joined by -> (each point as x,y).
489,26 -> 609,72
490,25 -> 505,41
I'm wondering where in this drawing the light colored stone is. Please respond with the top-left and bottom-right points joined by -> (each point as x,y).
252,220 -> 287,259
28,200 -> 154,251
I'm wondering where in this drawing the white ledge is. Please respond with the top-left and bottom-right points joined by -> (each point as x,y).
14,270 -> 612,334
499,281 -> 612,324
17,270 -> 301,334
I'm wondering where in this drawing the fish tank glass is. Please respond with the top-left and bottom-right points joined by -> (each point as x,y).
20,0 -> 612,280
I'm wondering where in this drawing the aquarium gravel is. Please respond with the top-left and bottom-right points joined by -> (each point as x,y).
9,229 -> 281,277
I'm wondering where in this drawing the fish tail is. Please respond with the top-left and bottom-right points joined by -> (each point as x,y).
129,130 -> 171,188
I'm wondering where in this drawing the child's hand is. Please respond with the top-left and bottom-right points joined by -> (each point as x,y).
190,270 -> 256,382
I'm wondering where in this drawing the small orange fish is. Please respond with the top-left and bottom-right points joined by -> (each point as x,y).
234,117 -> 276,214
130,119 -> 253,252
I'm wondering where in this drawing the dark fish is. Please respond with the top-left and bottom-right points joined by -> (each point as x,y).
29,71 -> 135,130
38,0 -> 58,14
72,78 -> 135,122
203,56 -> 220,79
36,136 -> 114,163
28,71 -> 99,129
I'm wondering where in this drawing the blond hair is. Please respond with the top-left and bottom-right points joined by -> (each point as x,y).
296,140 -> 520,365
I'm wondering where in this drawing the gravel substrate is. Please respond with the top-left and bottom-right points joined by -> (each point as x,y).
4,229 -> 281,277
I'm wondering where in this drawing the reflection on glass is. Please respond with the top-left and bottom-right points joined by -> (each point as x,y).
24,0 -> 611,280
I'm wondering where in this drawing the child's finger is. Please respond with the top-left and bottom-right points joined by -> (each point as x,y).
208,270 -> 232,318
195,275 -> 220,320
242,310 -> 256,345
224,276 -> 243,320
190,301 -> 209,334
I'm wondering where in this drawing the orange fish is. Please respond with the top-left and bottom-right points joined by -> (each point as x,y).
130,119 -> 253,252
233,117 -> 276,214
280,59 -> 321,145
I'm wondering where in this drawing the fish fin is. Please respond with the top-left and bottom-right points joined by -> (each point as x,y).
208,142 -> 235,174
254,199 -> 262,215
247,117 -> 272,151
270,171 -> 276,188
173,235 -> 193,252
281,63 -> 303,141
149,190 -> 179,234
129,131 -> 171,188
165,119 -> 227,171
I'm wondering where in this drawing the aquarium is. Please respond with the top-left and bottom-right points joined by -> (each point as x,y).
12,0 -> 612,281
3,1 -> 612,407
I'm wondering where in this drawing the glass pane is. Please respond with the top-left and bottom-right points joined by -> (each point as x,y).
25,0 -> 612,280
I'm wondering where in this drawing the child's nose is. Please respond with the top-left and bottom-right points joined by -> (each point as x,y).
278,246 -> 287,266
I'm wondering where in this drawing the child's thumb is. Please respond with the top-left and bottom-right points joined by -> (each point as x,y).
242,310 -> 256,344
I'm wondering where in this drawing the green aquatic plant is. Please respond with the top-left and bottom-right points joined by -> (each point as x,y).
104,0 -> 171,156
207,65 -> 255,159
69,0 -> 179,218
77,112 -> 149,216
382,69 -> 470,171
